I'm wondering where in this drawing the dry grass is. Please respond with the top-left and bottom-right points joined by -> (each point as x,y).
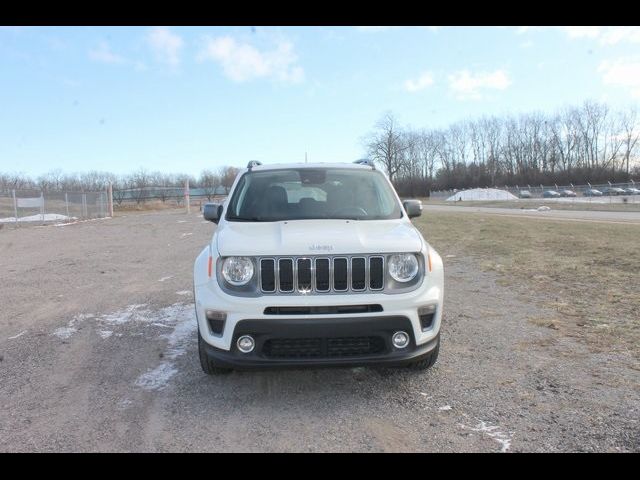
415,211 -> 640,356
114,200 -> 185,212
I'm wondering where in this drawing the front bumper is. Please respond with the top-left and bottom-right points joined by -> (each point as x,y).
200,316 -> 440,368
193,245 -> 445,363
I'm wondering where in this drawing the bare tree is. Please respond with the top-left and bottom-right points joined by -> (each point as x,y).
218,166 -> 239,193
365,112 -> 410,182
200,169 -> 221,200
619,106 -> 640,176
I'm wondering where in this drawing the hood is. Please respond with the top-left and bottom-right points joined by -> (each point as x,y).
215,219 -> 423,257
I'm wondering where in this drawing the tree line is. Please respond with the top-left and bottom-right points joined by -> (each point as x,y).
364,101 -> 640,196
3,100 -> 639,200
0,166 -> 240,202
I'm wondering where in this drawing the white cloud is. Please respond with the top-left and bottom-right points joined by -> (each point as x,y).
146,27 -> 184,66
598,58 -> 640,98
197,35 -> 304,84
516,26 -> 640,45
599,27 -> 640,45
89,41 -> 125,64
448,69 -> 511,100
558,26 -> 602,39
404,72 -> 434,92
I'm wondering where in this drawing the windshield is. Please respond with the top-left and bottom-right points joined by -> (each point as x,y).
226,168 -> 402,221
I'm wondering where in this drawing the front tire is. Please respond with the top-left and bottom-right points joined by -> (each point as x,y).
407,334 -> 440,370
198,328 -> 233,375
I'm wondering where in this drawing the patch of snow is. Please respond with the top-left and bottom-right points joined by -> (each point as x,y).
100,304 -> 152,325
0,213 -> 77,223
69,313 -> 95,326
459,421 -> 513,452
175,290 -> 191,296
522,206 -> 551,212
8,330 -> 27,340
55,302 -> 195,390
135,363 -> 179,390
158,276 -> 173,282
177,220 -> 187,223
446,188 -> 517,202
53,326 -> 77,339
439,405 -> 453,411
50,313 -> 95,340
134,303 -> 196,390
180,232 -> 193,238
97,330 -> 113,339
52,217 -> 110,227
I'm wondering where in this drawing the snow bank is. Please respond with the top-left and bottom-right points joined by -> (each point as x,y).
446,188 -> 517,201
0,213 -> 77,223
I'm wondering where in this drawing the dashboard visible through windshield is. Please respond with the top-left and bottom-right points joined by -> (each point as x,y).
226,168 -> 403,221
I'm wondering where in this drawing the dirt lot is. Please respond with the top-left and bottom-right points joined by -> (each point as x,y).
0,210 -> 638,452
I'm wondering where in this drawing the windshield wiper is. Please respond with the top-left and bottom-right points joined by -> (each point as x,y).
226,215 -> 266,222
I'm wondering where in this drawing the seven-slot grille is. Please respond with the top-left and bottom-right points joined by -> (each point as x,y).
259,256 -> 385,294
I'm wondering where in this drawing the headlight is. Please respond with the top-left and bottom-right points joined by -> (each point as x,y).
222,257 -> 254,286
388,253 -> 419,283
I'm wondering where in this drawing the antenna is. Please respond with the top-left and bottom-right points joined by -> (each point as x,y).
305,152 -> 308,163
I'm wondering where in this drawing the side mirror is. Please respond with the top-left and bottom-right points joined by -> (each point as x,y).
403,199 -> 422,219
203,203 -> 223,224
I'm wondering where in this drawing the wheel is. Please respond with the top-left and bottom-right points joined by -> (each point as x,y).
406,335 -> 440,370
198,327 -> 233,375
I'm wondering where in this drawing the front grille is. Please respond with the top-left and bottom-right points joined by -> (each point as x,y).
259,255 -> 385,294
262,336 -> 386,359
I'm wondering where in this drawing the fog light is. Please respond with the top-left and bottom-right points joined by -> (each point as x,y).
237,335 -> 255,353
392,331 -> 410,349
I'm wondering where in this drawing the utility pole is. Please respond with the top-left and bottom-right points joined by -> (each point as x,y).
184,179 -> 191,214
305,152 -> 308,163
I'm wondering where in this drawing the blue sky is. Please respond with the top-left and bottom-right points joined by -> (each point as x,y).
1,26 -> 639,177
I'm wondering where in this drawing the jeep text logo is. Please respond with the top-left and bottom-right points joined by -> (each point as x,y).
309,244 -> 334,252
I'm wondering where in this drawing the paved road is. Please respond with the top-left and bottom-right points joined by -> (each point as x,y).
423,204 -> 640,224
0,211 -> 638,452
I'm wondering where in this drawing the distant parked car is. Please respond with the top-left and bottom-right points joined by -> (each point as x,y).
560,189 -> 577,197
601,187 -> 626,196
518,190 -> 532,198
583,188 -> 603,197
542,190 -> 561,198
623,187 -> 640,195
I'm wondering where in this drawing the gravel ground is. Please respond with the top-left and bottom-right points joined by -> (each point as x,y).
0,210 -> 638,452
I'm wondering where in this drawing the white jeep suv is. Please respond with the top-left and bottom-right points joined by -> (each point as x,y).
193,161 -> 444,373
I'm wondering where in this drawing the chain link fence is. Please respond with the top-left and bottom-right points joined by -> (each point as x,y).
112,185 -> 229,211
0,189 -> 109,227
430,181 -> 640,204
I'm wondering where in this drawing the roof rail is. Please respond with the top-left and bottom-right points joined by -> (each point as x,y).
247,160 -> 262,170
354,159 -> 375,169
